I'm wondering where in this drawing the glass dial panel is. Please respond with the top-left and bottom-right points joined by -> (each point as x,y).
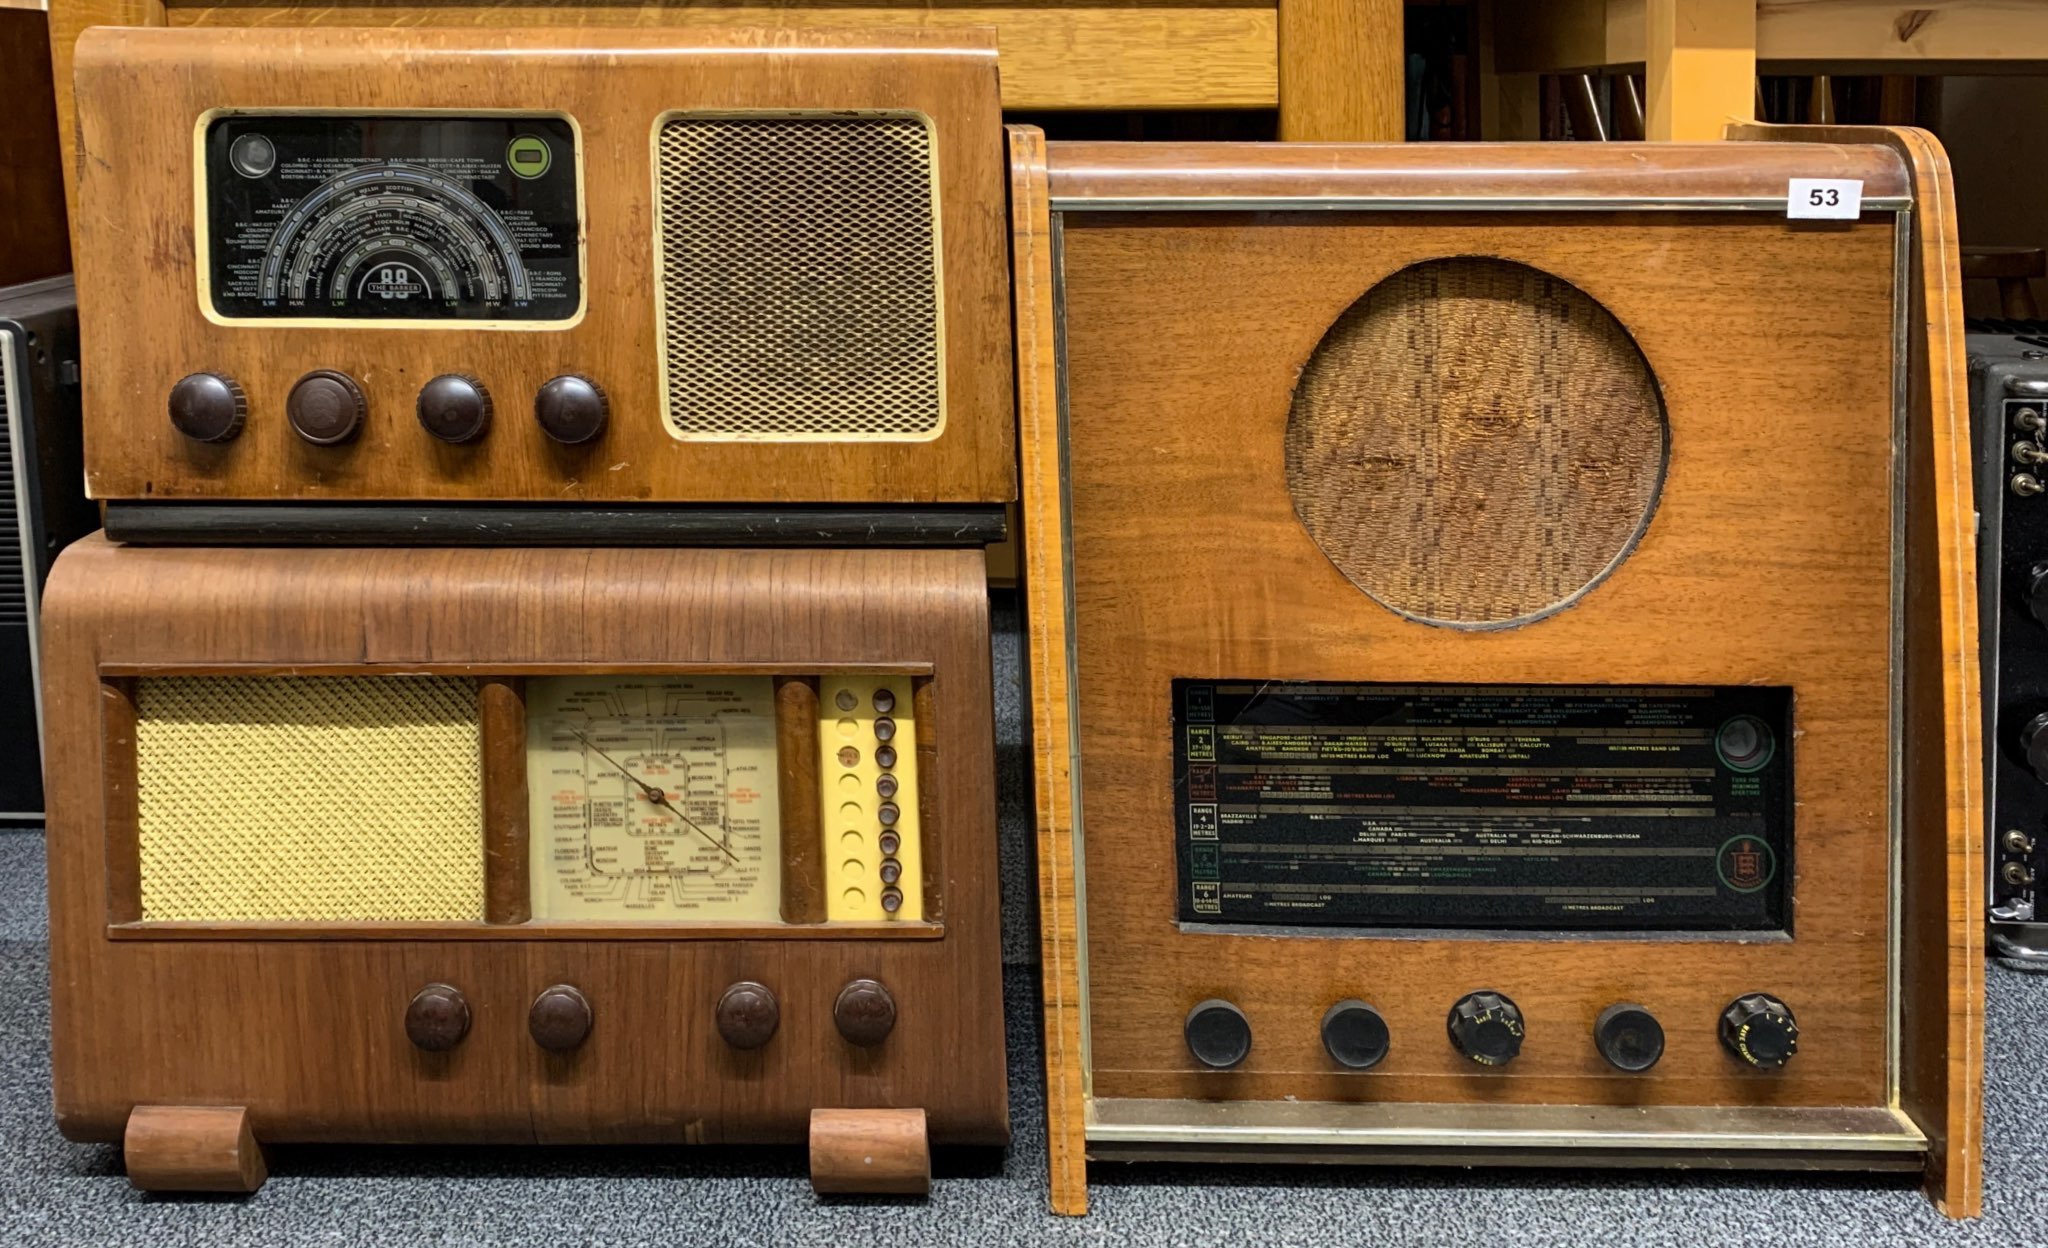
526,676 -> 780,921
202,113 -> 582,322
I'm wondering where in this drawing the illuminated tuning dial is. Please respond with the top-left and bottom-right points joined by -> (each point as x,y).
1447,990 -> 1524,1067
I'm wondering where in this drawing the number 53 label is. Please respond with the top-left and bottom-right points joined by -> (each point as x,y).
1787,178 -> 1863,220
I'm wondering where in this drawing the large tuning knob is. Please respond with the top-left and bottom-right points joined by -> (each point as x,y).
1719,992 -> 1798,1070
1184,999 -> 1252,1069
1447,990 -> 1524,1067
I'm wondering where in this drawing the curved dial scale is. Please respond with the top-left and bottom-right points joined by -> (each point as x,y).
204,114 -> 580,322
526,676 -> 780,920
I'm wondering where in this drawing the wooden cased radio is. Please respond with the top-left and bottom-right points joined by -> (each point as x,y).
1013,131 -> 1984,1215
51,27 -> 1022,1193
71,25 -> 1012,515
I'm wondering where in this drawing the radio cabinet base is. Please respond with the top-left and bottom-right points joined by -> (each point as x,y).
124,1106 -> 268,1194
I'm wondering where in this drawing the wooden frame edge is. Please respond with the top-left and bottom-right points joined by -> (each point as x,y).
1729,120 -> 1984,1219
1009,123 -> 1090,1218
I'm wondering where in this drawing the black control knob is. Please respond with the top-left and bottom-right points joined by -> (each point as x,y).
1719,993 -> 1799,1070
403,982 -> 471,1053
286,369 -> 366,445
2024,712 -> 2048,786
1184,999 -> 1251,1069
1447,990 -> 1524,1067
534,374 -> 608,444
168,372 -> 246,443
2027,563 -> 2048,627
1320,999 -> 1389,1070
1593,1002 -> 1664,1072
417,373 -> 492,444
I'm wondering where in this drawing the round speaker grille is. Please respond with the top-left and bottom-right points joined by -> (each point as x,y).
1285,257 -> 1668,628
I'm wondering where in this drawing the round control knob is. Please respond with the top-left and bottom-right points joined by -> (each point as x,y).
1320,999 -> 1389,1070
417,373 -> 492,444
1593,1002 -> 1665,1072
528,984 -> 592,1053
403,982 -> 471,1053
715,980 -> 780,1051
286,369 -> 366,445
534,374 -> 608,445
1719,993 -> 1798,1070
168,372 -> 247,443
2027,564 -> 2048,628
833,978 -> 896,1047
2023,712 -> 2048,786
1184,999 -> 1252,1070
1447,990 -> 1525,1067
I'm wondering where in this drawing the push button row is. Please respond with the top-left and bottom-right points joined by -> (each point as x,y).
1184,991 -> 1798,1073
168,370 -> 609,447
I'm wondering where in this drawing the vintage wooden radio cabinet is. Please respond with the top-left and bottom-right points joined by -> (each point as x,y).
1013,129 -> 1984,1216
50,26 -> 1020,1193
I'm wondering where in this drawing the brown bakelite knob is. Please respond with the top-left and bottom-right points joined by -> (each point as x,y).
716,981 -> 780,1051
534,373 -> 608,444
528,984 -> 592,1052
834,978 -> 897,1047
417,373 -> 492,443
404,983 -> 471,1053
286,369 -> 366,445
168,372 -> 246,443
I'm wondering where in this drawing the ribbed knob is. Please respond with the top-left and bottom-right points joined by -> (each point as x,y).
1447,990 -> 1524,1067
417,373 -> 492,443
1719,993 -> 1798,1070
534,374 -> 608,444
168,372 -> 246,443
286,369 -> 366,445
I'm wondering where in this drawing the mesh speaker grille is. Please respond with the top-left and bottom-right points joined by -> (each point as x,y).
655,114 -> 943,440
136,676 -> 484,921
1286,257 -> 1668,628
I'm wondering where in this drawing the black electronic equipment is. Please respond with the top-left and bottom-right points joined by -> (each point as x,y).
0,277 -> 91,820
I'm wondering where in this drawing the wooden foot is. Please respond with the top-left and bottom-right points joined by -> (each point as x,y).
808,1108 -> 930,1196
123,1106 -> 268,1193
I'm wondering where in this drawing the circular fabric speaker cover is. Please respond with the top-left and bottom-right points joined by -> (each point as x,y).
1286,257 -> 1668,628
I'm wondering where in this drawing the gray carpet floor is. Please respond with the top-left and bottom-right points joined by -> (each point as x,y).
2,596 -> 2044,1245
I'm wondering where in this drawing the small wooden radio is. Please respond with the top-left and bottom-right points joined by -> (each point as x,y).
71,25 -> 1011,516
1013,129 -> 1984,1215
50,27 -> 1024,1193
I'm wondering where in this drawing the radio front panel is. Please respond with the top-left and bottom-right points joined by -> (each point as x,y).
1016,134 -> 1987,1217
41,538 -> 1004,1144
1059,204 -> 1900,1113
70,27 -> 1013,505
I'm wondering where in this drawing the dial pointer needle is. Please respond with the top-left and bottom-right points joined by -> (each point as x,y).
571,729 -> 740,864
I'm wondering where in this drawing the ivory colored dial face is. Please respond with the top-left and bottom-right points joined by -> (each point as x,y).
526,676 -> 780,920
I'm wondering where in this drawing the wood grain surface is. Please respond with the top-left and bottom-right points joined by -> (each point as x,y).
41,537 -> 1008,1147
1730,120 -> 1986,1220
1276,0 -> 1403,141
123,1105 -> 268,1192
70,25 -> 1014,504
1051,191 -> 1903,1112
1009,124 -> 1090,1218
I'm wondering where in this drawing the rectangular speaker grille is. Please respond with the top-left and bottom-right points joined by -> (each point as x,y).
135,676 -> 484,922
654,115 -> 943,441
